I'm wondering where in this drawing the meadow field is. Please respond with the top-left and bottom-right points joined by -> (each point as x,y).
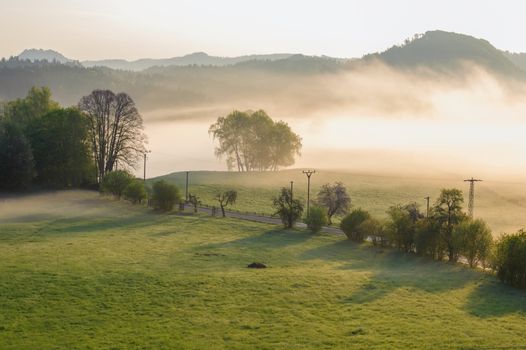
1,191 -> 526,349
155,169 -> 526,235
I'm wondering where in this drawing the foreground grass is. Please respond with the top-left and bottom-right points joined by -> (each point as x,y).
155,170 -> 526,234
1,191 -> 526,349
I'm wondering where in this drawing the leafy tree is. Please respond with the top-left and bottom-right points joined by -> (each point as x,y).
0,121 -> 34,190
209,110 -> 302,171
432,188 -> 466,262
27,108 -> 94,187
340,208 -> 371,242
78,90 -> 146,183
415,217 -> 446,260
493,230 -> 526,289
316,182 -> 351,225
453,219 -> 493,268
272,187 -> 304,228
367,218 -> 388,247
100,170 -> 134,199
123,179 -> 147,204
188,193 -> 201,213
2,87 -> 59,128
304,205 -> 327,233
386,203 -> 423,253
151,180 -> 181,211
216,190 -> 238,217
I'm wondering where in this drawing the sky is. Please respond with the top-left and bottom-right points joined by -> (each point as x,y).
1,0 -> 525,60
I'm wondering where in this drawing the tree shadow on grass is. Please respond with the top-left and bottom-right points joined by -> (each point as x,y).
464,278 -> 526,318
35,213 -> 170,237
301,239 -> 479,304
305,239 -> 526,317
199,227 -> 314,253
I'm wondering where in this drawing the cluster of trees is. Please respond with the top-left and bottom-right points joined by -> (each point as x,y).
209,110 -> 302,171
269,183 -> 526,290
339,189 -> 493,268
0,87 -> 93,189
0,87 -> 146,191
271,181 -> 351,231
100,170 -> 183,212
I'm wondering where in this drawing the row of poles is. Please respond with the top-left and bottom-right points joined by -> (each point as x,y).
143,151 -> 482,218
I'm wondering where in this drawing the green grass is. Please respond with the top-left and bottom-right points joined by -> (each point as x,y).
1,191 -> 526,349
154,169 -> 526,234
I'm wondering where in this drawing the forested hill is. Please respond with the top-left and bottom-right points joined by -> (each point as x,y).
2,30 -> 526,113
82,52 -> 298,71
365,30 -> 526,78
503,51 -> 526,72
0,56 -> 348,111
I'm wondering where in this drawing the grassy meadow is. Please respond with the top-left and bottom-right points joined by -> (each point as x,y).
1,191 -> 526,349
154,169 -> 526,235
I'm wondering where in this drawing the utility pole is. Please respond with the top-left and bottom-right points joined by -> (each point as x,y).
303,170 -> 316,217
185,171 -> 189,202
424,196 -> 430,218
464,177 -> 482,218
143,150 -> 151,182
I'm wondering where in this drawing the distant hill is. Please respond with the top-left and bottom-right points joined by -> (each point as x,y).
2,30 -> 526,114
82,52 -> 298,71
18,48 -> 73,64
366,30 -> 525,78
502,51 -> 526,72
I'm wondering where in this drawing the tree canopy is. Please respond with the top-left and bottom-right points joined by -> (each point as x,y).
79,90 -> 146,182
28,108 -> 94,187
209,110 -> 302,172
2,86 -> 59,128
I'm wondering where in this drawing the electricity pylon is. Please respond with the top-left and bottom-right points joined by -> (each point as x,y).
464,177 -> 482,218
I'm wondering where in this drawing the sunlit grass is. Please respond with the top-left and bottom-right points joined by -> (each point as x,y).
155,169 -> 526,234
1,191 -> 526,348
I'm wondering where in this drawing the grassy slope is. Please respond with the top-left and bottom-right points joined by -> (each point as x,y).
154,170 -> 526,235
1,191 -> 526,349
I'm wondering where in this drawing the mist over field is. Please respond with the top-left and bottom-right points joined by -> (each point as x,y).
142,60 -> 526,179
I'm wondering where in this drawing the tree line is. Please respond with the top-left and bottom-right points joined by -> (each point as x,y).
270,183 -> 526,290
0,87 -> 146,190
82,168 -> 526,291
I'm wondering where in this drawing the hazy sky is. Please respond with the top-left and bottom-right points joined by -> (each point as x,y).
1,0 -> 525,60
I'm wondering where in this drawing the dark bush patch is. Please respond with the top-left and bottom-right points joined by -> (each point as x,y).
247,262 -> 267,269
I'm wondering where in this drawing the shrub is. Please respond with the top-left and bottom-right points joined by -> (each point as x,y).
272,187 -> 304,228
340,208 -> 371,242
316,182 -> 351,225
386,204 -> 421,253
362,218 -> 386,246
415,218 -> 446,260
304,206 -> 327,233
453,218 -> 493,268
493,230 -> 526,289
123,179 -> 147,204
100,170 -> 134,198
151,180 -> 181,211
188,193 -> 201,213
216,190 -> 237,217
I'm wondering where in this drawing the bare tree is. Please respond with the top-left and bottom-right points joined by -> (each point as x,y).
79,90 -> 146,182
